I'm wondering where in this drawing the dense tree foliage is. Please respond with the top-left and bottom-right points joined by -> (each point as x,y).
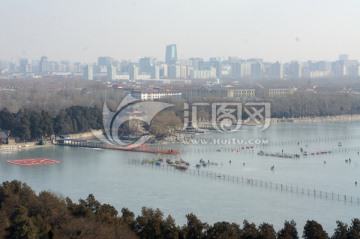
0,180 -> 359,239
0,181 -> 137,239
0,106 -> 102,141
277,220 -> 299,239
303,220 -> 329,239
332,221 -> 349,239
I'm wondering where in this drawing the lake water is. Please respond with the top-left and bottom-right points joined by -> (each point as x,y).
1,121 -> 360,234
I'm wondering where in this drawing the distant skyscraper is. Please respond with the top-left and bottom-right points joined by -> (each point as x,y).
165,44 -> 177,65
287,61 -> 303,79
107,66 -> 116,80
139,57 -> 154,73
269,62 -> 283,79
98,57 -> 114,67
231,62 -> 241,79
160,64 -> 168,78
240,62 -> 252,77
151,65 -> 160,79
84,65 -> 93,80
39,56 -> 49,73
209,60 -> 221,77
339,54 -> 349,61
129,64 -> 139,80
251,61 -> 264,78
19,58 -> 31,73
168,65 -> 180,78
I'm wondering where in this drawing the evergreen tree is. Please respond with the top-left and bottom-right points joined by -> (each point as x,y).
206,221 -> 241,239
6,205 -> 38,239
303,220 -> 328,239
242,220 -> 260,239
277,220 -> 299,239
331,221 -> 348,239
183,213 -> 207,239
348,219 -> 360,239
258,222 -> 276,239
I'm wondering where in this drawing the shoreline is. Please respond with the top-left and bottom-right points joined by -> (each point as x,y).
0,143 -> 53,152
2,116 -> 357,151
272,114 -> 360,124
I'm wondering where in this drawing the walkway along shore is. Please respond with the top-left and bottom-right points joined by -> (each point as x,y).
0,143 -> 53,152
271,114 -> 360,124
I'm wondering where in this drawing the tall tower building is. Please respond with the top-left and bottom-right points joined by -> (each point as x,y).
288,61 -> 303,79
269,62 -> 283,79
107,66 -> 116,80
231,62 -> 241,79
98,57 -> 114,67
165,44 -> 177,65
129,64 -> 139,80
83,65 -> 93,80
39,56 -> 49,73
339,54 -> 349,61
151,65 -> 160,79
19,58 -> 31,73
139,57 -> 154,73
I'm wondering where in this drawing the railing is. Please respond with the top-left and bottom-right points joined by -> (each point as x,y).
129,158 -> 360,205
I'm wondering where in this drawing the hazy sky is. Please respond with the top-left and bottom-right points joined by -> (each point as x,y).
1,0 -> 360,63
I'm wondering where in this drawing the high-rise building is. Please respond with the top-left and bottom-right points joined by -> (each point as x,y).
83,65 -> 93,80
107,66 -> 116,80
339,54 -> 349,61
165,44 -> 177,65
19,58 -> 31,73
139,57 -> 154,73
231,62 -> 241,79
269,62 -> 283,79
39,56 -> 49,73
209,59 -> 221,78
168,65 -> 180,78
160,64 -> 168,78
129,64 -> 139,80
190,58 -> 203,70
240,62 -> 252,77
287,61 -> 303,79
98,57 -> 114,67
151,65 -> 160,79
251,61 -> 264,78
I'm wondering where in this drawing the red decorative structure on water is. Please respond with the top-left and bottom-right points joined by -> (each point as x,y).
6,158 -> 60,166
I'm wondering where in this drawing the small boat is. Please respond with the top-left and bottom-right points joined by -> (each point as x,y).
175,164 -> 188,170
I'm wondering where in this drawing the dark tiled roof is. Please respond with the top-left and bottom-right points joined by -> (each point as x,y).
0,130 -> 9,139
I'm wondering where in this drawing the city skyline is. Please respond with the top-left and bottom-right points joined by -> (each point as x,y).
1,48 -> 359,80
0,51 -> 357,65
1,0 -> 360,62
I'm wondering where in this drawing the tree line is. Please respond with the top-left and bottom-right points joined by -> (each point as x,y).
0,106 -> 102,141
0,180 -> 359,239
3,91 -> 360,141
